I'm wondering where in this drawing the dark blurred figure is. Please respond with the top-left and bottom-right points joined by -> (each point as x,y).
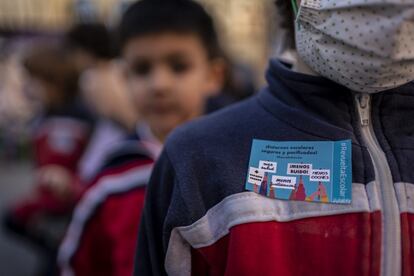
65,23 -> 115,71
3,42 -> 94,276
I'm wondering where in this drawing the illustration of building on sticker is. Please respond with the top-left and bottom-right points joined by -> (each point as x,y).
259,174 -> 268,196
306,182 -> 329,203
289,175 -> 306,201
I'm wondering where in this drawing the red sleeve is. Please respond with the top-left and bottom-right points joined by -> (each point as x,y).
61,160 -> 153,276
70,187 -> 147,276
101,187 -> 147,276
71,207 -> 113,276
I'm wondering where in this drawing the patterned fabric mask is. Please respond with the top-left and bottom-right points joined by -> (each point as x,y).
295,0 -> 414,93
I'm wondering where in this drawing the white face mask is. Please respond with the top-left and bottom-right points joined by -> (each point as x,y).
295,0 -> 414,93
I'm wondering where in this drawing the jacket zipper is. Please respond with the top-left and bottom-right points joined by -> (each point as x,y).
355,94 -> 401,276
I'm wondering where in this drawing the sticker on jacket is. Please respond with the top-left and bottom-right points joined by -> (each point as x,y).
245,139 -> 352,204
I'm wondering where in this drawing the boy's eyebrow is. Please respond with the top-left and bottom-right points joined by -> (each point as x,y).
129,51 -> 194,64
164,52 -> 193,61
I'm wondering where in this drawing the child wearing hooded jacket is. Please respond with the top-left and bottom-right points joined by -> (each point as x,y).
136,0 -> 414,275
58,1 -> 228,275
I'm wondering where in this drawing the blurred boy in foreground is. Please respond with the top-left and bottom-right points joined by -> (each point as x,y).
58,0 -> 226,275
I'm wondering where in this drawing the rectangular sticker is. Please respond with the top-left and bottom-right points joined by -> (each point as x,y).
271,175 -> 296,190
259,160 -> 277,173
247,167 -> 265,185
310,169 -> 330,182
287,163 -> 312,175
245,139 -> 352,204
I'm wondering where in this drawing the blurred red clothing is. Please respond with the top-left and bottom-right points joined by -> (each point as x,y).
11,113 -> 93,226
58,129 -> 159,276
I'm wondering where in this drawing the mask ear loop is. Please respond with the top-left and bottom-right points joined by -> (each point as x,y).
291,0 -> 298,17
291,0 -> 300,30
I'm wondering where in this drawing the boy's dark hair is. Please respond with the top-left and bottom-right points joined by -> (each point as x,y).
23,42 -> 79,100
275,0 -> 296,49
119,0 -> 221,59
66,23 -> 115,59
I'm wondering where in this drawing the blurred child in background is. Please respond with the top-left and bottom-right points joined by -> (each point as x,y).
65,22 -> 115,72
3,42 -> 94,275
58,0 -> 228,275
65,23 -> 138,183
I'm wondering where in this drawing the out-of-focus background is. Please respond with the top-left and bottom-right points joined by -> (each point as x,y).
0,0 -> 282,274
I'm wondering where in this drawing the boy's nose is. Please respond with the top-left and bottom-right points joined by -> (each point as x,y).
148,67 -> 174,95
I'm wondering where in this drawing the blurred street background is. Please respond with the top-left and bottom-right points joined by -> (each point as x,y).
0,161 -> 39,276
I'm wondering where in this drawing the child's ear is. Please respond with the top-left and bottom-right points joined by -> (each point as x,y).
205,57 -> 227,97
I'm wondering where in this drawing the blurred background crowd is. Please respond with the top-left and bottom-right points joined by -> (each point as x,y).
0,0 -> 281,162
0,0 -> 284,275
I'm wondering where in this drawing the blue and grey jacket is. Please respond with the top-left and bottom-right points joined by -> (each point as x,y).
135,59 -> 414,276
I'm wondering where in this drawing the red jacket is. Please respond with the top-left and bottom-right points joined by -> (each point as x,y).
58,139 -> 155,276
11,115 -> 93,223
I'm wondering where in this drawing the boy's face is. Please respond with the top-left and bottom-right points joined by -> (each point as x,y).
123,33 -> 222,140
